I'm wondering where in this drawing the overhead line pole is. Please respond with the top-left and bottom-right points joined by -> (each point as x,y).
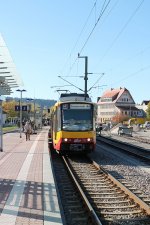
78,53 -> 88,99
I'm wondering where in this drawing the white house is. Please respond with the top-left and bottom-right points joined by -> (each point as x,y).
136,100 -> 150,116
97,87 -> 142,123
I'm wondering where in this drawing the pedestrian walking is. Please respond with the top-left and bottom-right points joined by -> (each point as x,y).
24,121 -> 32,141
107,122 -> 112,136
96,123 -> 103,136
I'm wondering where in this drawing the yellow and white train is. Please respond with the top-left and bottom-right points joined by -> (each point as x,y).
49,93 -> 96,154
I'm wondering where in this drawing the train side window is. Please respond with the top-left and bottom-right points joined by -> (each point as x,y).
53,111 -> 57,133
57,106 -> 61,131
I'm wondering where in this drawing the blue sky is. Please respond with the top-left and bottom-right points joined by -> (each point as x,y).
0,0 -> 149,103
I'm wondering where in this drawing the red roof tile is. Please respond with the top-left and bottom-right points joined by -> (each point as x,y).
101,88 -> 124,98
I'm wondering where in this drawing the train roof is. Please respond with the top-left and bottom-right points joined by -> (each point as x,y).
59,93 -> 92,102
50,98 -> 95,115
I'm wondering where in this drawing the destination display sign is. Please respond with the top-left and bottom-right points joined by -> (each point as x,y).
70,104 -> 91,109
62,103 -> 91,110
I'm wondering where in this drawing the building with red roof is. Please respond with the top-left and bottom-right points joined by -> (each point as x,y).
97,87 -> 142,123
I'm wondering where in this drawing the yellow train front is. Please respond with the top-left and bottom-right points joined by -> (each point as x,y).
51,94 -> 96,154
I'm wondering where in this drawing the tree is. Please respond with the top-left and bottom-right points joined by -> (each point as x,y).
2,100 -> 18,117
2,100 -> 30,121
112,112 -> 129,124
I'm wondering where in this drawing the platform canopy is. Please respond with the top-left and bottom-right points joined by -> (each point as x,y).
0,34 -> 23,95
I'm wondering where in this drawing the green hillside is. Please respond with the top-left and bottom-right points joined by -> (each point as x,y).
6,97 -> 56,109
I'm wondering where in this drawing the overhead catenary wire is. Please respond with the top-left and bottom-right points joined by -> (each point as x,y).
95,0 -> 146,90
57,0 -> 145,100
79,0 -> 112,55
107,45 -> 150,74
70,1 -> 98,57
88,73 -> 105,92
62,0 -> 119,93
58,76 -> 84,92
60,0 -> 98,75
70,0 -> 145,90
96,0 -> 145,66
62,0 -> 112,77
110,64 -> 150,87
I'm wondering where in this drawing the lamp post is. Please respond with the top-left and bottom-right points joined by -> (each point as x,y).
16,89 -> 26,138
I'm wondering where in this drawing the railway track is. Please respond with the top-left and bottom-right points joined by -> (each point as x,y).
51,151 -> 102,225
51,151 -> 150,225
97,135 -> 150,163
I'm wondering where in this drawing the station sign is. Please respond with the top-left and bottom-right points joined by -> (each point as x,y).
15,105 -> 27,111
15,105 -> 20,111
22,105 -> 27,111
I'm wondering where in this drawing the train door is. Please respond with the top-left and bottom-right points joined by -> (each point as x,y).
53,106 -> 61,149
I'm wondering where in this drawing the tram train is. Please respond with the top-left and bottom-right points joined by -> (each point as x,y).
48,93 -> 96,154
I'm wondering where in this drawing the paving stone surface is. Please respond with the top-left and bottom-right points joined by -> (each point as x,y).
0,128 -> 62,225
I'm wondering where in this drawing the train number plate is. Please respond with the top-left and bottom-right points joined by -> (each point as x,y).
70,144 -> 82,151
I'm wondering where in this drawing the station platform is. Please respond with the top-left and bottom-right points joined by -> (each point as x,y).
0,127 -> 63,225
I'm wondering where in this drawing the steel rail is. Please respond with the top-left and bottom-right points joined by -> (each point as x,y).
91,158 -> 150,215
97,135 -> 150,162
62,155 -> 103,225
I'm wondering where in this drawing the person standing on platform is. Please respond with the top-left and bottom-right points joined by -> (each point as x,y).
24,121 -> 32,141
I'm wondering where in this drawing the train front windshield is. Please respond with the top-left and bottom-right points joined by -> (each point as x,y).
61,103 -> 93,131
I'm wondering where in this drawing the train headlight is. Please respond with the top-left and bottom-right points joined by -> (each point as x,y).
87,138 -> 92,142
62,138 -> 72,143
